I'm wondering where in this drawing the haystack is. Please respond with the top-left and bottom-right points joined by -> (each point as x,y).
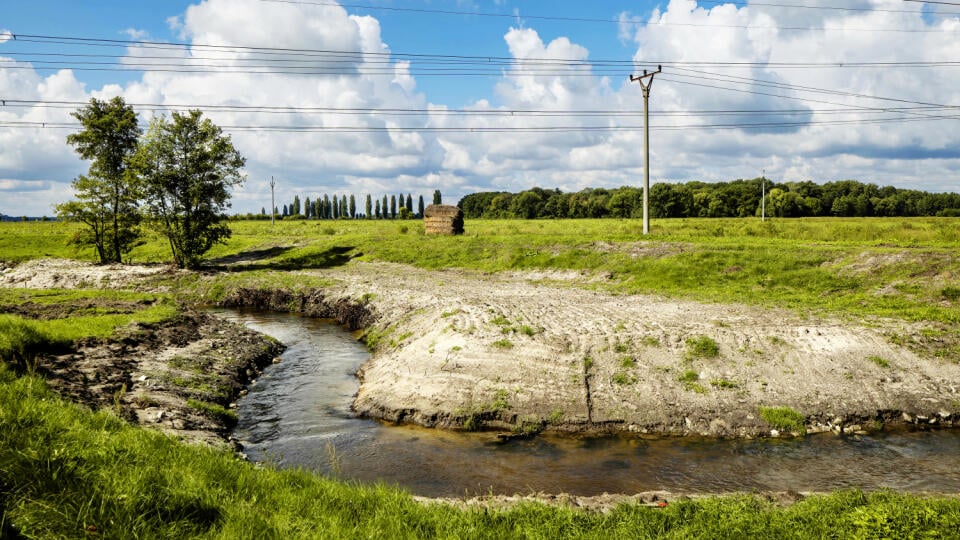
423,204 -> 464,235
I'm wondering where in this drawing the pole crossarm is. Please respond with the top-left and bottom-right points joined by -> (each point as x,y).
629,65 -> 662,235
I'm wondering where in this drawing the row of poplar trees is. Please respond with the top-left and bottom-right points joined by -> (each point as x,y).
270,190 -> 442,220
57,97 -> 245,269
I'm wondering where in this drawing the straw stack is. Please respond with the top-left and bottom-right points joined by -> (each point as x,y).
423,204 -> 464,235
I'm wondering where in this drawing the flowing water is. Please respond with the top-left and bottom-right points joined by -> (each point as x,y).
218,309 -> 960,498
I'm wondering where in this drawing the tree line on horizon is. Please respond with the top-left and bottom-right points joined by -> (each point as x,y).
233,190 -> 443,221
457,179 -> 960,220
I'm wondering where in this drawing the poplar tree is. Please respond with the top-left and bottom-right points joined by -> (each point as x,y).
365,194 -> 372,219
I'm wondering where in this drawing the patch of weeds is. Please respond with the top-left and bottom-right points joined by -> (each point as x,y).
492,389 -> 510,412
614,322 -> 626,332
612,372 -> 637,385
758,405 -> 806,434
685,335 -> 720,360
767,335 -> 787,346
519,325 -> 538,337
492,339 -> 514,350
613,340 -> 629,354
186,398 -> 237,425
710,378 -> 740,389
941,287 -> 960,301
867,355 -> 891,368
450,345 -> 462,352
440,309 -> 463,318
548,409 -> 564,424
582,356 -> 594,371
678,369 -> 706,393
513,417 -> 543,435
619,356 -> 637,369
360,292 -> 377,303
490,315 -> 511,327
389,331 -> 413,348
641,336 -> 660,347
321,227 -> 335,235
362,324 -> 394,351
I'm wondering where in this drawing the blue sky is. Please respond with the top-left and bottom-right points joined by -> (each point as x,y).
2,1 -> 960,216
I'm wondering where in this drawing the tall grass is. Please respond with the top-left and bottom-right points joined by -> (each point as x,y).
2,365 -> 959,538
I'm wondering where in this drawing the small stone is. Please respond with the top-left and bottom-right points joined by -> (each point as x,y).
902,412 -> 913,423
272,357 -> 282,364
137,375 -> 148,382
770,429 -> 780,437
155,410 -> 164,423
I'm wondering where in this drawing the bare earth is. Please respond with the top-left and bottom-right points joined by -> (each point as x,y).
3,258 -> 959,440
313,262 -> 960,437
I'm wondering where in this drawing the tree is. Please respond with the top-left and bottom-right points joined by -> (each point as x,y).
304,196 -> 312,218
433,189 -> 442,205
390,195 -> 397,219
349,194 -> 357,218
292,194 -> 301,216
340,195 -> 348,219
375,199 -> 381,219
131,110 -> 245,269
405,194 -> 413,214
418,195 -> 425,217
382,195 -> 388,219
55,97 -> 141,264
365,194 -> 372,219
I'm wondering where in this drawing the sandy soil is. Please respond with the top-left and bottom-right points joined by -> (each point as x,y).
4,258 -> 959,440
312,262 -> 960,437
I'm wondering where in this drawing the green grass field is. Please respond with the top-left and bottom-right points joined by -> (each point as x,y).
2,217 -> 960,537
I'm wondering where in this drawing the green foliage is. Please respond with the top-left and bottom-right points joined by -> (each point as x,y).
132,110 -> 245,269
56,97 -> 142,264
620,356 -> 637,368
685,336 -> 720,359
942,287 -> 960,301
2,367 -> 960,537
759,406 -> 806,434
492,339 -> 514,350
867,355 -> 891,368
678,369 -> 707,393
710,378 -> 740,389
186,399 -> 237,426
612,372 -> 637,385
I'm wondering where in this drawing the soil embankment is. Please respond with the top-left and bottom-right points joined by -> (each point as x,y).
3,258 -> 960,441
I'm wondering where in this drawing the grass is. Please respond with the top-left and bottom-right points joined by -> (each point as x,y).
0,289 -> 178,364
685,336 -> 721,360
759,406 -> 807,434
868,355 -> 891,368
3,366 -> 960,538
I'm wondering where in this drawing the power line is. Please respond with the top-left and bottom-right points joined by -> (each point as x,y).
255,0 -> 960,28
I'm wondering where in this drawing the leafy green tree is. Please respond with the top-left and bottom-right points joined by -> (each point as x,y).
418,195 -> 425,217
365,194 -> 372,219
340,195 -> 348,219
55,97 -> 141,264
382,195 -> 388,219
292,195 -> 301,216
405,194 -> 413,214
349,194 -> 357,218
304,197 -> 312,218
375,199 -> 381,219
131,110 -> 245,269
390,195 -> 397,219
433,189 -> 442,205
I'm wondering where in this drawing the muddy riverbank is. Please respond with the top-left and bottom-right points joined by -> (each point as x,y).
3,258 -> 960,442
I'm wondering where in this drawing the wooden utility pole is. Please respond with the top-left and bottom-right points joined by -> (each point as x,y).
630,65 -> 661,235
270,176 -> 276,226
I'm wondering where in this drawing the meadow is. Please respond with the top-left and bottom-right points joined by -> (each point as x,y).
1,216 -> 959,537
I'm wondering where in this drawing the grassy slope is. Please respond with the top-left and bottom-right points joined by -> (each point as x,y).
3,365 -> 959,539
2,218 -> 960,537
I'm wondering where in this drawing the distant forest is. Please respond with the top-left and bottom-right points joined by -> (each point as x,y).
457,179 -> 960,220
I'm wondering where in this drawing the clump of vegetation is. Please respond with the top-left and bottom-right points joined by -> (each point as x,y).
685,335 -> 720,360
612,372 -> 637,385
186,398 -> 237,426
941,287 -> 960,301
678,370 -> 707,394
641,336 -> 661,347
759,406 -> 806,434
491,339 -> 514,350
710,378 -> 740,389
867,355 -> 891,368
620,356 -> 637,369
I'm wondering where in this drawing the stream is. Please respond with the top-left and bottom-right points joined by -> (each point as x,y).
217,309 -> 960,498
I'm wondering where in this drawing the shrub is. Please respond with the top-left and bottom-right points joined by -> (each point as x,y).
685,335 -> 720,359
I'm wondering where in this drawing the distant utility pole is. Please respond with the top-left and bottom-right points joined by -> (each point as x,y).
270,176 -> 276,226
630,65 -> 661,235
761,169 -> 766,222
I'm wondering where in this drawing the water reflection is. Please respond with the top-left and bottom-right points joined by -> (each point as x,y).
218,309 -> 960,497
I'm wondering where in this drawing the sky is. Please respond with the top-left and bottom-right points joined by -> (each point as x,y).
2,0 -> 959,216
